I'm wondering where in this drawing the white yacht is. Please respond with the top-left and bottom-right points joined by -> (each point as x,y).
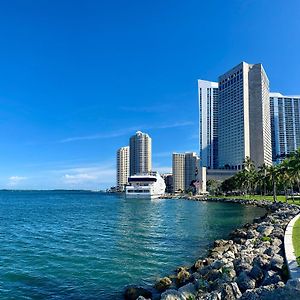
125,172 -> 166,199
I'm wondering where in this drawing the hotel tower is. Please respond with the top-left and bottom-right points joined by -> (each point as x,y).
270,92 -> 300,162
129,131 -> 152,176
198,80 -> 219,169
218,62 -> 272,169
116,146 -> 129,191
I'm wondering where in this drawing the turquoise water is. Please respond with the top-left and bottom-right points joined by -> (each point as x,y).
0,191 -> 265,299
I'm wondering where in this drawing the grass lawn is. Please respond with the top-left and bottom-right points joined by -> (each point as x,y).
208,194 -> 300,205
292,217 -> 300,266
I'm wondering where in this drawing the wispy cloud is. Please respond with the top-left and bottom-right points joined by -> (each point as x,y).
60,121 -> 194,143
119,104 -> 172,113
8,176 -> 28,187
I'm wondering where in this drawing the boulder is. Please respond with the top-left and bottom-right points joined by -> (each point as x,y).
176,269 -> 190,286
236,271 -> 256,292
249,264 -> 264,282
221,282 -> 242,299
270,254 -> 284,271
262,270 -> 281,286
178,283 -> 196,299
124,286 -> 152,300
155,277 -> 173,292
257,225 -> 274,236
161,289 -> 183,300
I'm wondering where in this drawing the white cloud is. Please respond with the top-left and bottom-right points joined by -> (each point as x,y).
8,176 -> 28,187
63,173 -> 97,183
60,121 -> 194,143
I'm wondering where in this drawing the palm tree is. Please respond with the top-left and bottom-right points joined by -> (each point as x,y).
289,149 -> 300,193
258,163 -> 268,197
278,160 -> 293,202
267,165 -> 280,203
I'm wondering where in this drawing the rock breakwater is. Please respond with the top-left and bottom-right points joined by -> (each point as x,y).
126,198 -> 300,300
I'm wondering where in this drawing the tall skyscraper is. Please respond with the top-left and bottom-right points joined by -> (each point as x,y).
270,92 -> 300,162
198,80 -> 219,168
172,152 -> 200,192
172,153 -> 185,192
129,131 -> 152,176
218,61 -> 272,169
116,146 -> 129,191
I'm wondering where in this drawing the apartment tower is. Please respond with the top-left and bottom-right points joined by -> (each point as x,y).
116,146 -> 129,191
198,80 -> 219,168
172,153 -> 185,192
129,131 -> 152,176
218,62 -> 272,169
270,92 -> 300,162
172,152 -> 200,192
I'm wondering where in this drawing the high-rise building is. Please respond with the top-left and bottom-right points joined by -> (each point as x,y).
116,146 -> 129,191
198,80 -> 219,169
270,92 -> 300,162
185,152 -> 200,190
218,61 -> 272,169
172,152 -> 200,192
172,153 -> 185,192
129,131 -> 152,176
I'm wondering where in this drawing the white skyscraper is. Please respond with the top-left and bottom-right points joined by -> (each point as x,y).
198,80 -> 219,169
270,92 -> 300,162
116,146 -> 129,191
129,131 -> 152,176
218,61 -> 272,169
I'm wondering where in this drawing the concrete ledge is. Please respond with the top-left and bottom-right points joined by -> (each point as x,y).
284,213 -> 300,279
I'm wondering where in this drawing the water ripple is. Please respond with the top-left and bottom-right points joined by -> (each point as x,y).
0,191 -> 265,299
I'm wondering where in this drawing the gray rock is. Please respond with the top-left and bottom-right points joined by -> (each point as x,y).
211,259 -> 225,270
257,225 -> 274,236
124,287 -> 152,300
270,254 -> 284,271
221,282 -> 242,299
178,283 -> 196,299
249,264 -> 264,281
247,229 -> 259,239
264,245 -> 281,256
198,291 -> 222,300
205,269 -> 223,282
271,237 -> 282,247
236,271 -> 256,292
155,277 -> 173,292
239,290 -> 260,300
194,278 -> 209,292
176,269 -> 190,286
253,254 -> 270,269
262,270 -> 281,286
161,289 -> 183,300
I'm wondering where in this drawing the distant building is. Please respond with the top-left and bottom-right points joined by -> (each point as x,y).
218,61 -> 272,169
185,152 -> 201,190
116,146 -> 129,191
161,173 -> 173,193
172,152 -> 200,193
198,80 -> 219,168
129,131 -> 152,176
270,92 -> 300,163
172,153 -> 185,192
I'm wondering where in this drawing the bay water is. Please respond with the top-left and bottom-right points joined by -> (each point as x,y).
0,191 -> 265,299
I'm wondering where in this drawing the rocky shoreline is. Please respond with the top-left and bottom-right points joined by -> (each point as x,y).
124,198 -> 300,300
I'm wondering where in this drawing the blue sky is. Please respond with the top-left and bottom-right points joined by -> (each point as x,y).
0,0 -> 299,189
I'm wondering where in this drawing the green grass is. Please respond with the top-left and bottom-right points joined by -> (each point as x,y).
292,217 -> 300,266
208,194 -> 300,205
